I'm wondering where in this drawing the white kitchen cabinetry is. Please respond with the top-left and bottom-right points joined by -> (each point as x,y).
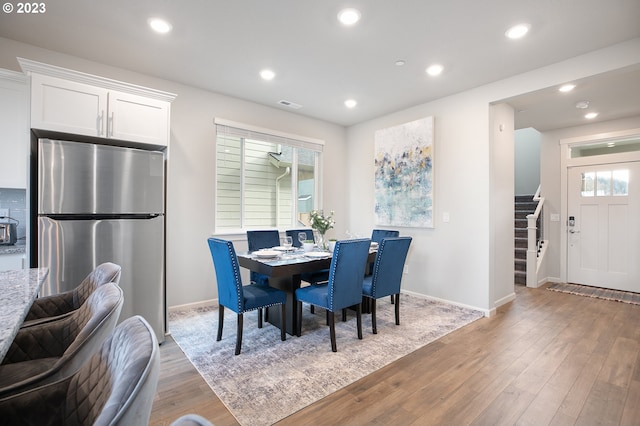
107,91 -> 170,145
20,58 -> 175,147
0,253 -> 25,271
0,70 -> 29,188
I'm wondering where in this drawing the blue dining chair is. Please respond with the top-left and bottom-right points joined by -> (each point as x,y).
207,238 -> 287,355
295,238 -> 371,352
246,230 -> 281,322
362,236 -> 412,334
286,228 -> 330,289
370,229 -> 401,301
371,229 -> 399,244
246,230 -> 281,287
285,228 -> 314,248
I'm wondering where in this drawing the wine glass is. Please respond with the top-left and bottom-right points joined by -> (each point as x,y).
283,236 -> 293,250
298,232 -> 307,246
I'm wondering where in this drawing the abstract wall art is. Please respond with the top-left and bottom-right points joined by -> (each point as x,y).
374,116 -> 434,228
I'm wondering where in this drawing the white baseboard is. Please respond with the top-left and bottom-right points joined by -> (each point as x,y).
168,298 -> 217,314
537,276 -> 562,287
169,291 -> 494,320
402,289 -> 492,317
495,292 -> 516,310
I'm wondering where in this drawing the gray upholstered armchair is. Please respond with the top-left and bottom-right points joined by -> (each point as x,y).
0,282 -> 124,398
0,315 -> 160,425
22,262 -> 122,328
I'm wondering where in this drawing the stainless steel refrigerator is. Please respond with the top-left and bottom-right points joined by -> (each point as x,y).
32,139 -> 166,343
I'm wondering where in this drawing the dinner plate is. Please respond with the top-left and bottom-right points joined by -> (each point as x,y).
254,250 -> 281,259
272,246 -> 294,251
305,252 -> 331,259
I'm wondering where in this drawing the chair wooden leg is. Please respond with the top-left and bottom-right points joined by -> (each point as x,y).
395,293 -> 400,325
265,307 -> 269,322
310,305 -> 315,314
235,313 -> 244,355
371,298 -> 377,334
217,304 -> 224,341
356,304 -> 363,340
296,301 -> 303,337
342,308 -> 347,322
328,311 -> 337,352
280,303 -> 286,341
390,295 -> 395,304
258,308 -> 263,328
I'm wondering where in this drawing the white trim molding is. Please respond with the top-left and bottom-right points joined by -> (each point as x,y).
18,57 -> 177,102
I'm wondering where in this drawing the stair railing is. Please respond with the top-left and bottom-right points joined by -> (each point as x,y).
526,185 -> 544,287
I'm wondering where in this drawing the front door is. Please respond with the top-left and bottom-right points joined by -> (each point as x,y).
567,162 -> 640,292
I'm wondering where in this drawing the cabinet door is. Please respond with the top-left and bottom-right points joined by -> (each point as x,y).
0,73 -> 29,188
108,91 -> 170,146
0,253 -> 25,271
31,74 -> 108,137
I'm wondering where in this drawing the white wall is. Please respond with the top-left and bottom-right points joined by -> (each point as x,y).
0,37 -> 347,309
347,94 -> 492,311
3,35 -> 640,314
490,103 -> 516,307
539,115 -> 640,283
345,38 -> 640,313
515,128 -> 541,195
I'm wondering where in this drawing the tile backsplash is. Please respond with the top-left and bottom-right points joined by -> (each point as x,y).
0,188 -> 27,243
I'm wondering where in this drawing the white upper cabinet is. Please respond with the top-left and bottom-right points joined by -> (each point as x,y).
0,69 -> 29,188
31,73 -> 108,137
20,58 -> 175,147
107,91 -> 170,145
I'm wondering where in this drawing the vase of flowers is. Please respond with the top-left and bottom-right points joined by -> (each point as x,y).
309,209 -> 335,250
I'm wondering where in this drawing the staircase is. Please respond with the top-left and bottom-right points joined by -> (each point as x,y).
514,195 -> 538,284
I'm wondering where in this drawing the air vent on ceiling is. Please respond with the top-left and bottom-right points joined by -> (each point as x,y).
278,99 -> 302,109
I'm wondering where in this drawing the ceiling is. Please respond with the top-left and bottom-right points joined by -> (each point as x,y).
0,0 -> 639,129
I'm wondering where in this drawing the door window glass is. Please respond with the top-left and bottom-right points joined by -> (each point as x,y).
613,170 -> 629,196
581,172 -> 595,197
581,169 -> 629,197
596,171 -> 612,196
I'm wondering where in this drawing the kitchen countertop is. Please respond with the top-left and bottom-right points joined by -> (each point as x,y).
0,268 -> 48,362
0,242 -> 26,255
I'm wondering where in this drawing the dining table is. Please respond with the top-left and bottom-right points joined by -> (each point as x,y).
0,268 -> 49,363
237,248 -> 376,335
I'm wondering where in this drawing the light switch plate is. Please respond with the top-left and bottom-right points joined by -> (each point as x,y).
0,208 -> 8,218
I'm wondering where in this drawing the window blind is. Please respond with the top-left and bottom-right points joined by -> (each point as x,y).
215,118 -> 324,152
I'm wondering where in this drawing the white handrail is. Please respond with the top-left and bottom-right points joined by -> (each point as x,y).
526,185 -> 545,287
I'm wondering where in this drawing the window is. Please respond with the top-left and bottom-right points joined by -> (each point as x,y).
215,119 -> 324,231
581,169 -> 629,197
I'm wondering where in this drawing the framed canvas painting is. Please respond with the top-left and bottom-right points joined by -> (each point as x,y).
374,116 -> 434,228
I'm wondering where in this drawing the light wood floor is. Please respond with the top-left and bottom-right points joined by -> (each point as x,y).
149,284 -> 640,425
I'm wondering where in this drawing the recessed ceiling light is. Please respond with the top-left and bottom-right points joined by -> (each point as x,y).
344,99 -> 357,108
260,69 -> 276,81
559,84 -> 576,93
505,23 -> 530,39
337,8 -> 361,26
395,60 -> 406,67
575,101 -> 590,109
148,18 -> 172,34
585,112 -> 599,119
426,64 -> 443,76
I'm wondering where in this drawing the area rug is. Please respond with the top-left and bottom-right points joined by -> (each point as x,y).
547,282 -> 640,305
168,294 -> 484,426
